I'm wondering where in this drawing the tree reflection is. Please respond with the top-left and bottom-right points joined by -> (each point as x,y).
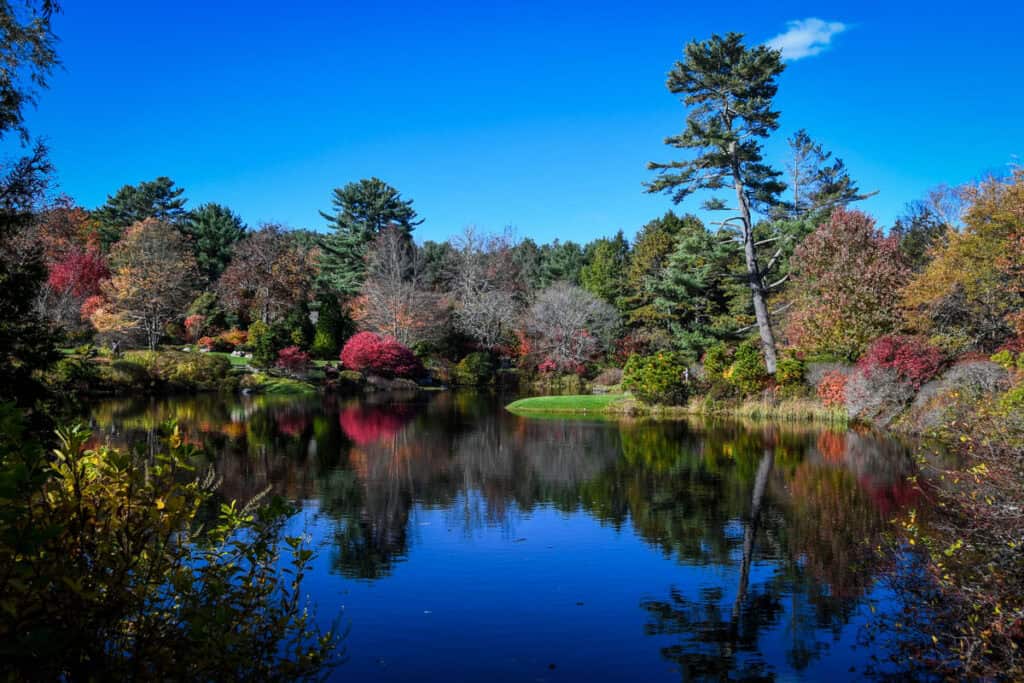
88,393 -> 922,677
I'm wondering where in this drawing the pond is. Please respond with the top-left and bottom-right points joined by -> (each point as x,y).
86,391 -> 924,681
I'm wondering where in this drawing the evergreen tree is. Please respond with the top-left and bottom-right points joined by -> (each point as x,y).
0,144 -> 59,410
580,231 -> 630,309
892,195 -> 956,272
182,203 -> 246,283
782,129 -> 874,219
650,219 -> 738,359
510,238 -> 544,292
647,33 -> 787,373
94,177 -> 189,250
538,239 -> 584,287
622,212 -> 700,328
318,178 -> 422,299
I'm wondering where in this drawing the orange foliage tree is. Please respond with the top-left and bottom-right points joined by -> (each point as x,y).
89,219 -> 198,349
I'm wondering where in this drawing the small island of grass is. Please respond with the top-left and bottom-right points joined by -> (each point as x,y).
506,394 -> 628,414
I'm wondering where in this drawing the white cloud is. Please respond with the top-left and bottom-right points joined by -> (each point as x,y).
765,18 -> 848,60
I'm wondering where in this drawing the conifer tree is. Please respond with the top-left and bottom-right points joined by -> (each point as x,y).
94,177 -> 189,250
318,178 -> 421,299
182,202 -> 247,283
650,218 -> 738,359
648,33 -> 786,372
580,231 -> 630,307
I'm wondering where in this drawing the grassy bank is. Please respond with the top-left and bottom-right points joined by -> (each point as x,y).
506,392 -> 847,424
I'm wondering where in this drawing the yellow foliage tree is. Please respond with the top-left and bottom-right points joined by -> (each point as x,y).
902,170 -> 1024,352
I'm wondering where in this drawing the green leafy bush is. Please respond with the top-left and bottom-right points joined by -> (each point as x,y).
998,384 -> 1024,413
991,349 -> 1017,370
248,321 -> 275,367
454,352 -> 495,386
702,342 -> 729,380
776,356 -> 806,386
623,352 -> 691,405
725,340 -> 768,396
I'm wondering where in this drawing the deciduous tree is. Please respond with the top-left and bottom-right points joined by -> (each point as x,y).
902,170 -> 1024,351
786,208 -> 909,360
523,282 -> 620,372
216,225 -> 317,327
449,226 -> 522,351
91,218 -> 199,349
349,226 -> 446,348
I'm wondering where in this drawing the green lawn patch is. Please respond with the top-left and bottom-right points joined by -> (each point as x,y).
205,351 -> 251,368
241,373 -> 318,396
506,394 -> 627,414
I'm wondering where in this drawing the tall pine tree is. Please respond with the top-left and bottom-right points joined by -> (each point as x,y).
94,177 -> 189,250
647,33 -> 787,373
182,203 -> 247,283
318,178 -> 421,299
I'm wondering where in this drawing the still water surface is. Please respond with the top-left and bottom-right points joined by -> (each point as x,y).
87,391 -> 922,681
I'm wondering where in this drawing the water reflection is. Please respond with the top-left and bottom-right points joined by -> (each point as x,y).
87,392 -> 920,681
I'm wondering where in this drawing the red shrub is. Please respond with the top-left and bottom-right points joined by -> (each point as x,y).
276,345 -> 311,373
537,358 -> 557,374
340,331 -> 383,372
184,314 -> 205,342
858,335 -> 945,389
197,336 -> 217,350
817,370 -> 848,408
80,295 -> 104,321
373,337 -> 423,378
340,332 -> 422,378
47,248 -> 109,298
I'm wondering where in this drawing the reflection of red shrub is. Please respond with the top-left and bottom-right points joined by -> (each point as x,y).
338,405 -> 412,444
276,412 -> 309,437
817,371 -> 848,407
340,332 -> 422,378
858,335 -> 944,389
817,430 -> 847,464
858,476 -> 922,516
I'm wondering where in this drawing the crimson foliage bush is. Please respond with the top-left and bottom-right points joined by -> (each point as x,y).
339,332 -> 381,372
339,332 -> 422,379
858,335 -> 944,389
276,346 -> 311,374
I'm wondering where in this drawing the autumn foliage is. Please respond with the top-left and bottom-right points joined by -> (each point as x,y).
339,331 -> 422,378
786,208 -> 910,361
276,345 -> 311,374
857,335 -> 944,389
816,370 -> 848,408
47,249 -> 108,298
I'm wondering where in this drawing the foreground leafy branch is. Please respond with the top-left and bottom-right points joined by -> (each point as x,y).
0,403 -> 341,680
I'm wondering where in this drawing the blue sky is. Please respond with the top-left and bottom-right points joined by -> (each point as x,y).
17,1 -> 1024,243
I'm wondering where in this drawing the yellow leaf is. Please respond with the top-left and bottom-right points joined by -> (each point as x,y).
155,498 -> 165,510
